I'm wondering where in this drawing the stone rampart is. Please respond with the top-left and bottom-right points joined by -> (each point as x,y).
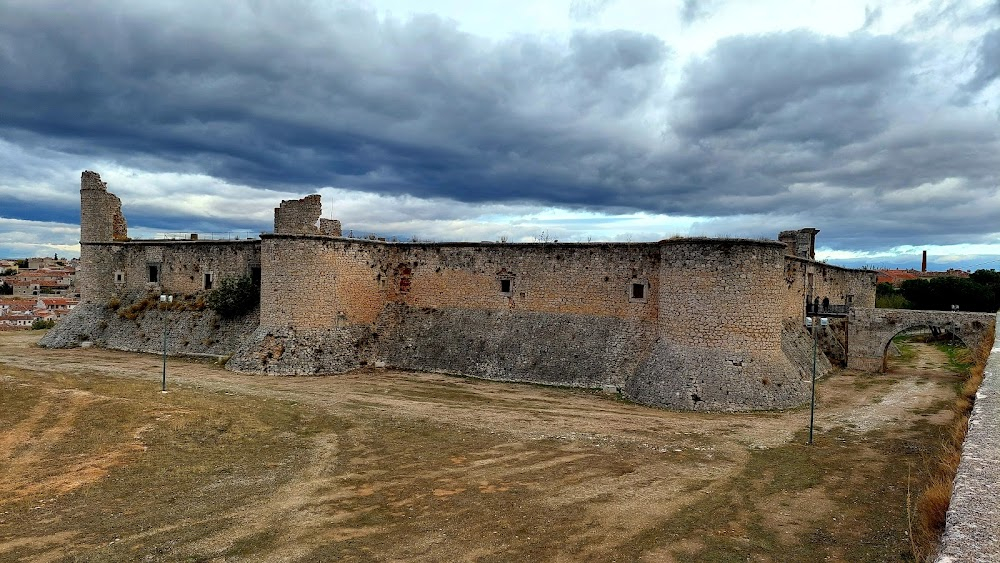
937,313 -> 1000,562
53,171 -> 879,412
246,236 -> 659,385
627,239 -> 811,411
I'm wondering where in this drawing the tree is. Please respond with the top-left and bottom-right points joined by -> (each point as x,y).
899,276 -> 997,312
876,282 -> 896,297
206,275 -> 260,318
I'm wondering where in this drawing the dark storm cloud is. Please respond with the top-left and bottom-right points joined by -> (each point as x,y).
661,30 -> 912,214
660,29 -> 1000,250
0,1 -> 669,207
1,1 -> 999,256
673,31 -> 909,145
967,28 -> 1000,90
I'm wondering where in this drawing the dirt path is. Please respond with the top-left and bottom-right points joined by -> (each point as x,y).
0,331 -> 966,561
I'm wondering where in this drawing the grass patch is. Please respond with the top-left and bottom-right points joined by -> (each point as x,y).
935,342 -> 974,377
621,427 -> 939,562
891,335 -> 918,364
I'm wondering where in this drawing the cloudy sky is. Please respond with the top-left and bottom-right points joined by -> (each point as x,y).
1,0 -> 998,270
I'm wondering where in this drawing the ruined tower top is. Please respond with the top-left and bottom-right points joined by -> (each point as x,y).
778,228 -> 819,260
274,194 -> 323,235
80,171 -> 128,242
81,170 -> 109,192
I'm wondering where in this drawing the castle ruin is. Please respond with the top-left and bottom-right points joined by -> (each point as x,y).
43,171 -> 877,411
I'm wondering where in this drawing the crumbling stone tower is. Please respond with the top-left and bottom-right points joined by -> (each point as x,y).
78,171 -> 128,303
80,171 -> 128,243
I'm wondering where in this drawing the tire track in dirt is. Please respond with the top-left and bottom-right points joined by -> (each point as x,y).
0,387 -> 140,502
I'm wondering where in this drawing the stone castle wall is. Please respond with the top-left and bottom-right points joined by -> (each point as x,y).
51,171 -> 879,411
781,256 -> 877,321
248,236 -> 660,387
627,240 -> 811,410
376,241 -> 660,388
79,241 -> 260,304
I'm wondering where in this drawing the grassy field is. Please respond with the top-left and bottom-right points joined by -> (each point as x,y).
0,331 -> 974,561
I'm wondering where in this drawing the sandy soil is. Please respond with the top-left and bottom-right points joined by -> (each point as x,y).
0,331 -> 964,562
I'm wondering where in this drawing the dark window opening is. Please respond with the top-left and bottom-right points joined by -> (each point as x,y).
500,279 -> 512,293
631,283 -> 645,300
204,273 -> 213,290
148,264 -> 160,283
251,267 -> 262,287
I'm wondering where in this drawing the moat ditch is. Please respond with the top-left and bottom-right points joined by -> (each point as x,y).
0,330 -> 968,561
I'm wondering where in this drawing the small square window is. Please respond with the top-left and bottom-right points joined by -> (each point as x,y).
631,283 -> 644,300
114,271 -> 124,284
500,278 -> 512,294
629,280 -> 648,303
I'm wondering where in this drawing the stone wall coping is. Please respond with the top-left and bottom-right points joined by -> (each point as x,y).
259,232 -> 785,250
80,239 -> 261,248
259,232 -> 662,249
784,254 -> 876,274
657,237 -> 785,248
936,312 -> 1000,562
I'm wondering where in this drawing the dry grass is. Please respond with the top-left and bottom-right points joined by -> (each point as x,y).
911,326 -> 994,560
117,294 -> 207,320
0,330 -> 982,562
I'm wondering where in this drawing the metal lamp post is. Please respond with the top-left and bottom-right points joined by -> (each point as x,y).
809,316 -> 828,445
809,313 -> 817,444
159,294 -> 172,392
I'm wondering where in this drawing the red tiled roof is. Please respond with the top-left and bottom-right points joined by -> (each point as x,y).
877,270 -> 920,285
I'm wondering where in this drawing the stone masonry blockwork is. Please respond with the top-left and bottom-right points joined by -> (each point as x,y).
45,171 -> 879,412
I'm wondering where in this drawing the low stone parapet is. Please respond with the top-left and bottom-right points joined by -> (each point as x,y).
937,313 -> 1000,562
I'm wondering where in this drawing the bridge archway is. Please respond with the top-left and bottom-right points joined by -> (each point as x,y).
882,325 -> 972,373
847,309 -> 996,372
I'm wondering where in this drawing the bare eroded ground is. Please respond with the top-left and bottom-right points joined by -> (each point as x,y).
0,331 -> 965,561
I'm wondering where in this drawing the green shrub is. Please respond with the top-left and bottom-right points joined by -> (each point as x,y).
876,293 -> 911,309
206,275 -> 259,318
31,318 -> 56,330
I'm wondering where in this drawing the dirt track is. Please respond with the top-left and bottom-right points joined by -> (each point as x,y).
0,331 -> 964,561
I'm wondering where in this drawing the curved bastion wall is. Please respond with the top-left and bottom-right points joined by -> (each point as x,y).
626,240 -> 811,411
45,171 -> 876,412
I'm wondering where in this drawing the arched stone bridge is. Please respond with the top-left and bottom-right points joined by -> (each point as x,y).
847,308 -> 997,371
